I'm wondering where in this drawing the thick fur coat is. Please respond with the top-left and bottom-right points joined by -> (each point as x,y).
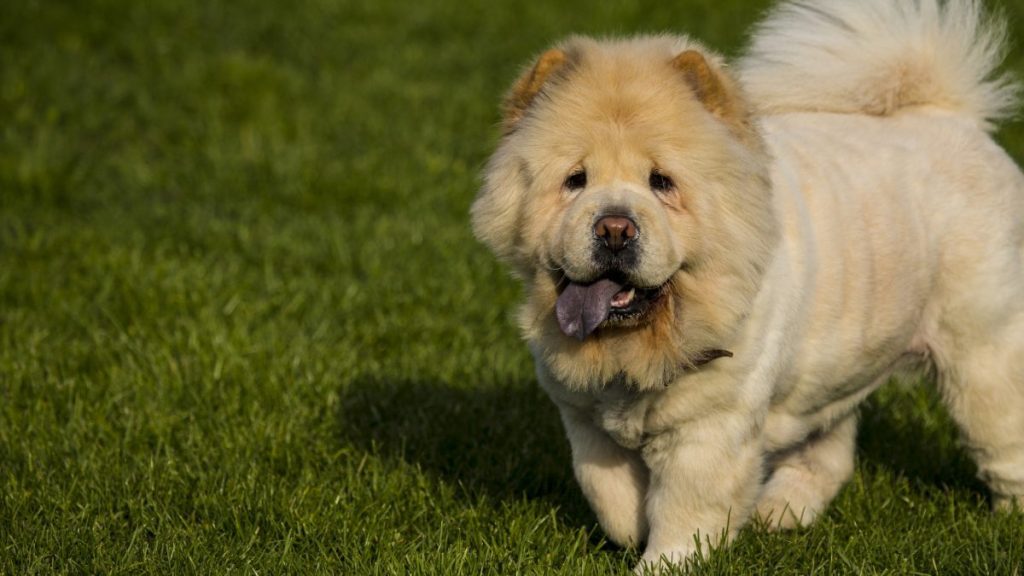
472,0 -> 1024,569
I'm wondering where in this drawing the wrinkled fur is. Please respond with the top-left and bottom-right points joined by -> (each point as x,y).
472,0 -> 1024,570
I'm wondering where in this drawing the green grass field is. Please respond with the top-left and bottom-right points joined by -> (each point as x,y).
2,0 -> 1024,573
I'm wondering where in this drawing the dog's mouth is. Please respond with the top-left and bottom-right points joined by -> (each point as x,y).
555,272 -> 668,341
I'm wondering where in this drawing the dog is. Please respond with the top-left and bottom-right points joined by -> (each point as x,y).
471,0 -> 1024,569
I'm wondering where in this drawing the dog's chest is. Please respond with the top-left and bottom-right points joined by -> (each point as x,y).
590,380 -> 653,450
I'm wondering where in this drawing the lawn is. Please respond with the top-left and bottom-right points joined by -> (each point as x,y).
2,0 -> 1023,573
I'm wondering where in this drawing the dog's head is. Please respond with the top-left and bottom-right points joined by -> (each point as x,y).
473,36 -> 778,389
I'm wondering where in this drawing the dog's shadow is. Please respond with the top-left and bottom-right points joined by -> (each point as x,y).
337,376 -> 595,523
338,376 -> 988,527
857,380 -> 986,497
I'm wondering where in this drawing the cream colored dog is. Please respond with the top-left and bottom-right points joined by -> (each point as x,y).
472,0 -> 1024,569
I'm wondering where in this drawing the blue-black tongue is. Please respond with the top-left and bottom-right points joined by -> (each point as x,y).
556,278 -> 625,341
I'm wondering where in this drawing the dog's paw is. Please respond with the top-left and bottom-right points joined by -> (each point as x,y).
754,469 -> 823,531
754,498 -> 816,531
634,546 -> 698,575
993,494 -> 1023,513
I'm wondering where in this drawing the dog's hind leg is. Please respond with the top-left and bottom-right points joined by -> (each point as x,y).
927,236 -> 1024,511
755,413 -> 857,529
930,310 -> 1024,511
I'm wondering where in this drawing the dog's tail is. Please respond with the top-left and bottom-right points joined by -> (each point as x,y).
737,0 -> 1020,132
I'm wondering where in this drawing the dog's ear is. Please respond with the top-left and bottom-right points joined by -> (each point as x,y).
502,48 -> 568,132
672,50 -> 743,122
474,48 -> 569,272
471,150 -> 526,272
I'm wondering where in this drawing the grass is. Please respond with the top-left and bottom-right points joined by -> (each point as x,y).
1,0 -> 1023,573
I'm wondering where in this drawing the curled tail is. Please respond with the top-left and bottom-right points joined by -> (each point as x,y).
737,0 -> 1021,132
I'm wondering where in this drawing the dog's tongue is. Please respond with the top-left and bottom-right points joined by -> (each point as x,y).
556,278 -> 625,341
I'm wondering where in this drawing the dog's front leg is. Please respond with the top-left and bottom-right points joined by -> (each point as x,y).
638,416 -> 762,570
557,402 -> 650,548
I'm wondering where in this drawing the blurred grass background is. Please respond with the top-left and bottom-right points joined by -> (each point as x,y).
1,0 -> 1023,573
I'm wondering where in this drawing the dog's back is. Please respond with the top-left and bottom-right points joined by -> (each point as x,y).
739,0 -> 1024,515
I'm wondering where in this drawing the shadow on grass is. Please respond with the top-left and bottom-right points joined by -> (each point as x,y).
856,380 -> 987,498
338,375 -> 993,533
337,377 -> 596,524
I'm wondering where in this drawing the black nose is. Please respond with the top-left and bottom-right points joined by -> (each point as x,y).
594,215 -> 637,252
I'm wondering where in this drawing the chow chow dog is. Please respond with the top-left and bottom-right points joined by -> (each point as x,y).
472,0 -> 1024,569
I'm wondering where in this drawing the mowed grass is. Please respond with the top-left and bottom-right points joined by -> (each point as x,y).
2,0 -> 1024,573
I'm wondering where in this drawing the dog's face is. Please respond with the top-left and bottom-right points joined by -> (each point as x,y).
474,37 -> 779,389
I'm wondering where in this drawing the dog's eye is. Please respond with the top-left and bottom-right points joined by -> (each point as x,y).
564,170 -> 587,191
649,171 -> 674,193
